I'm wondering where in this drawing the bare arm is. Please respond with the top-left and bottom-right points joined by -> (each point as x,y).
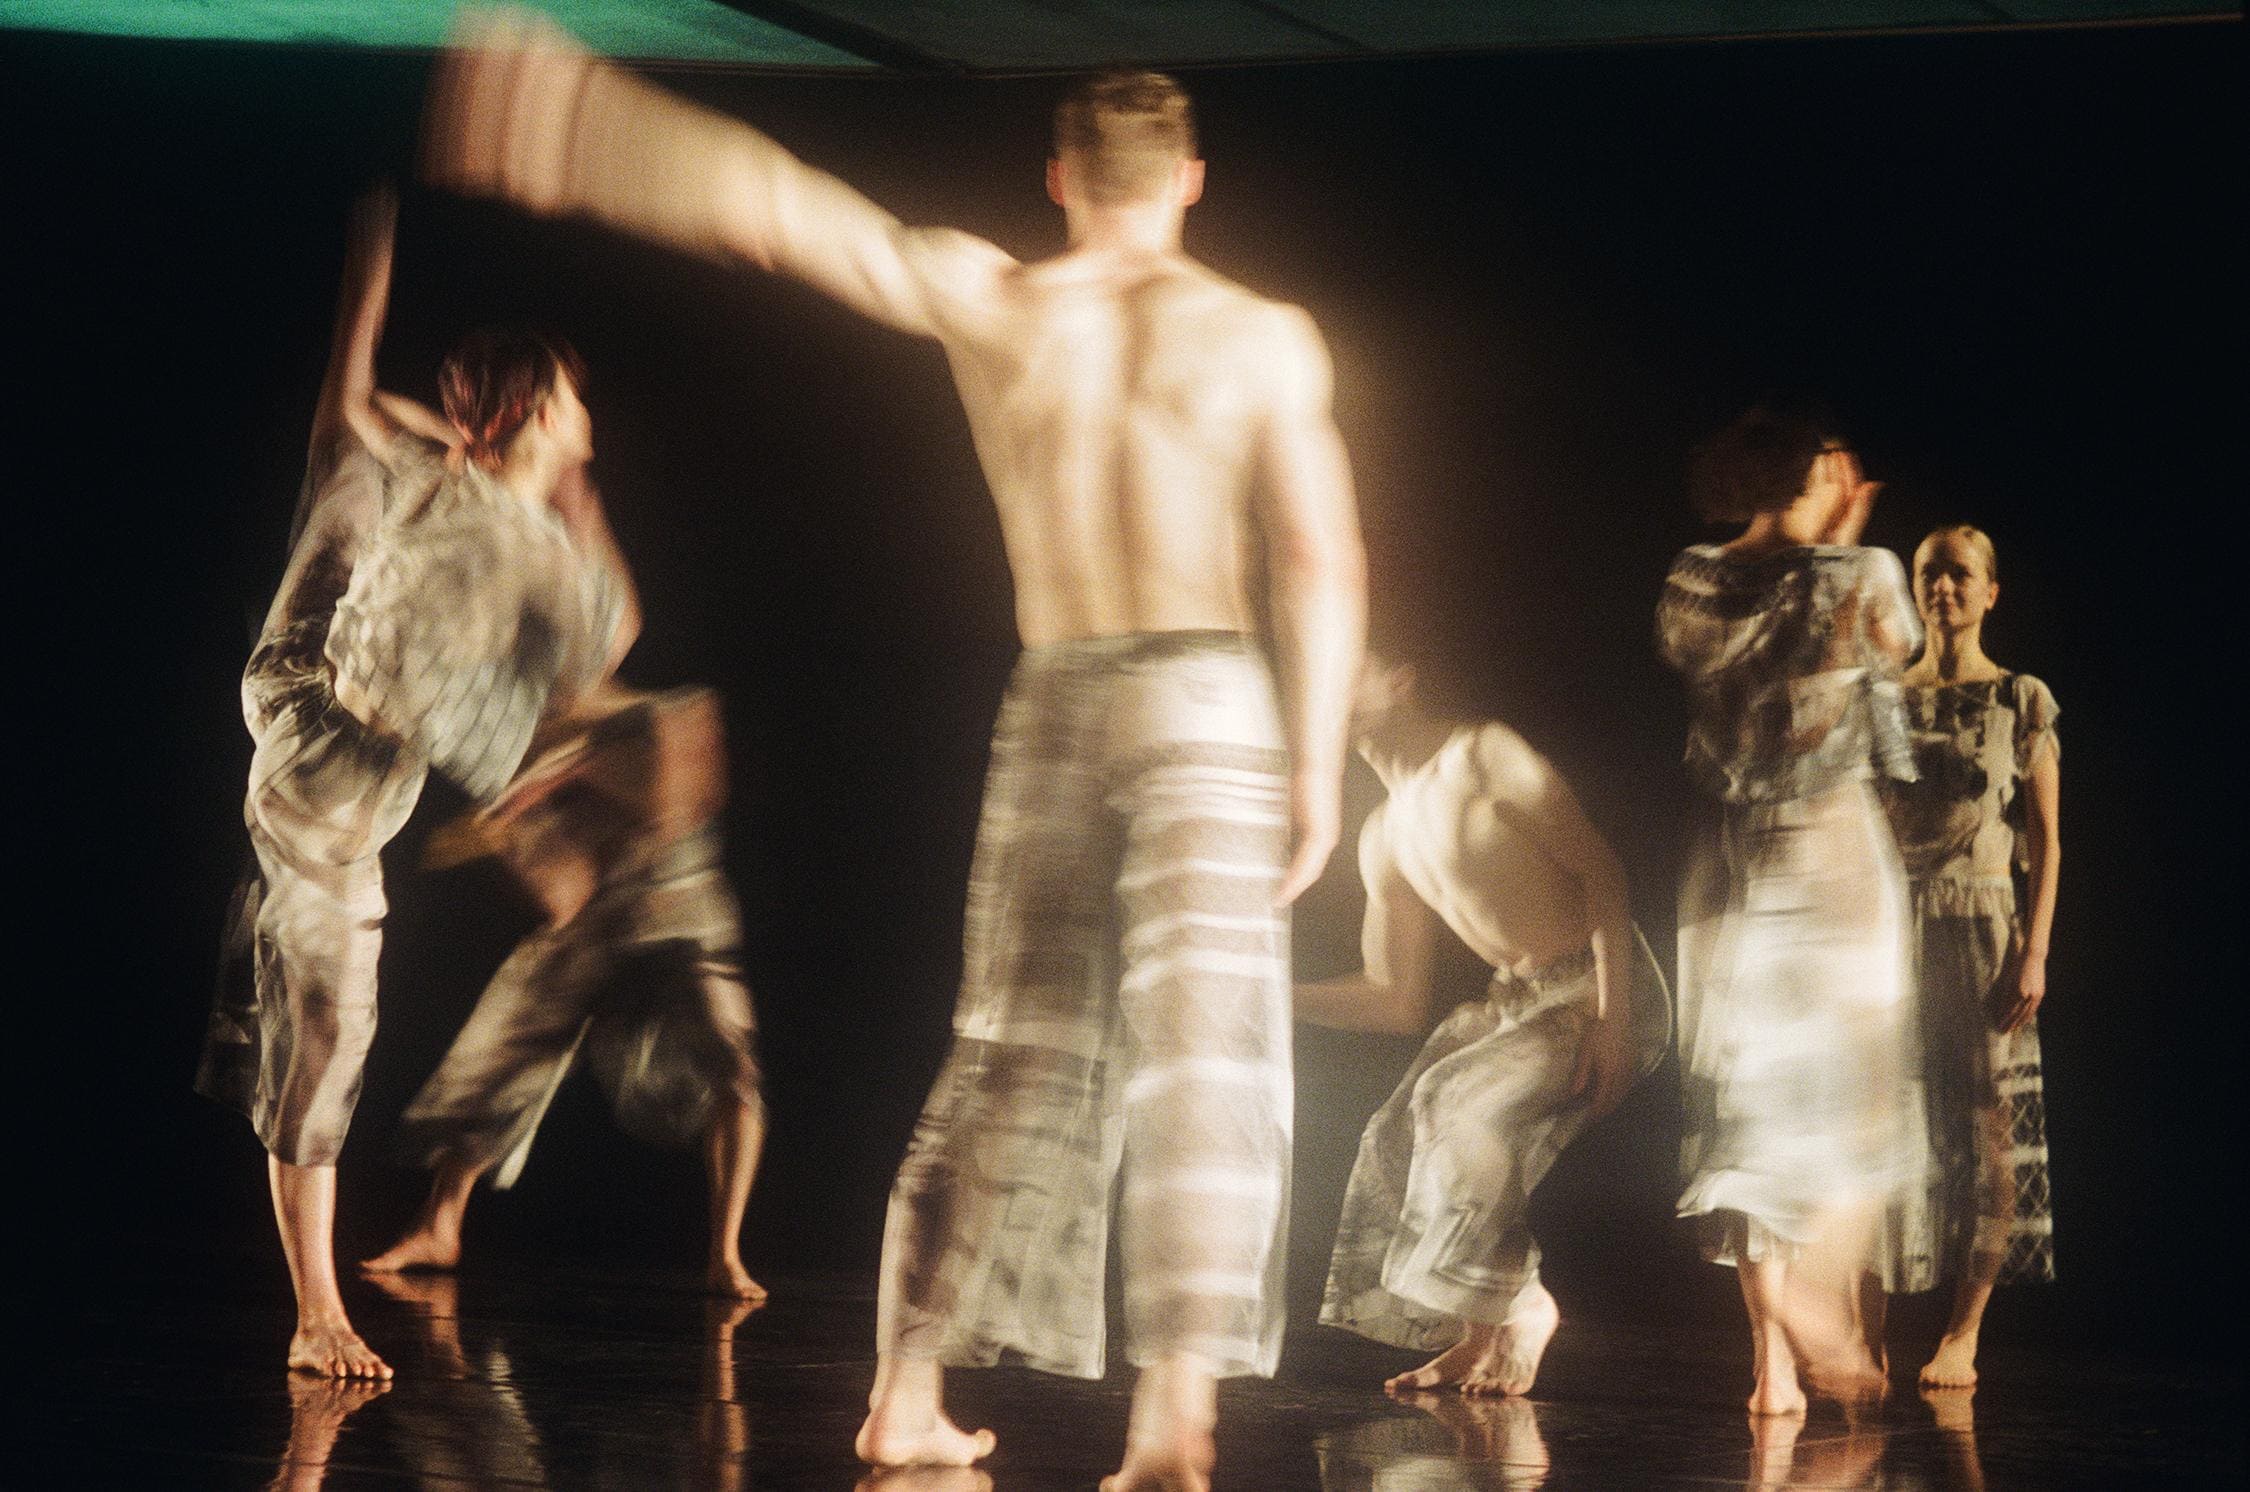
425,11 -> 1013,339
548,468 -> 642,680
2001,739 -> 2060,1033
1254,306 -> 1367,904
311,186 -> 453,473
1295,814 -> 1440,1035
1472,731 -> 1638,1115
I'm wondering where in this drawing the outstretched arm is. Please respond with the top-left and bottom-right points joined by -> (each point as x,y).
310,185 -> 453,474
425,10 -> 1013,339
1472,730 -> 1639,1115
1295,813 -> 1440,1035
1254,306 -> 1366,904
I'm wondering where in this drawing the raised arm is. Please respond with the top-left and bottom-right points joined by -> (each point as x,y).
424,10 -> 1014,339
1471,729 -> 1639,1116
310,186 -> 454,474
1253,305 -> 1367,905
1295,810 -> 1440,1035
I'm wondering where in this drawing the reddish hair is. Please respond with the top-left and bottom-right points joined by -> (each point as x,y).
439,329 -> 586,467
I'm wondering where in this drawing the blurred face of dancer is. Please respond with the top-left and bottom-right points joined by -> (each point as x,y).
536,370 -> 594,466
1914,531 -> 1998,637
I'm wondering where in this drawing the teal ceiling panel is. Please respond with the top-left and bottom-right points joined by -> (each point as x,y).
0,0 -> 874,66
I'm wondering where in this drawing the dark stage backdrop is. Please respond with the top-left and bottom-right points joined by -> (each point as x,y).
8,23 -> 2238,1364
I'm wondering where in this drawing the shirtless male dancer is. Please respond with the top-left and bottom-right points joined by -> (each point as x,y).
425,21 -> 1365,1487
1298,648 -> 1670,1398
197,192 -> 627,1378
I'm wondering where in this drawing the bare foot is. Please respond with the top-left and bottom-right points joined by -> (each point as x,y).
1462,1286 -> 1560,1397
1778,1281 -> 1889,1405
1919,1332 -> 1979,1389
359,1226 -> 461,1274
854,1406 -> 997,1467
1103,1355 -> 1216,1492
1802,1353 -> 1890,1406
706,1256 -> 769,1301
1385,1323 -> 1496,1394
1747,1369 -> 1808,1417
288,1319 -> 393,1380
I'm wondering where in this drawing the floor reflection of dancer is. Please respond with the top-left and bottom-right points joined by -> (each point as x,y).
1868,525 -> 2059,1389
361,682 -> 767,1299
1300,648 -> 1670,1397
427,25 -> 1365,1486
197,191 -> 623,1379
1657,406 -> 1923,1413
1316,1393 -> 1552,1491
357,1272 -> 554,1486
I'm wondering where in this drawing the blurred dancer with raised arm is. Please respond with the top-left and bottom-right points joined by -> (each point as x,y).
427,21 -> 1364,1487
1657,407 -> 1923,1413
360,678 -> 767,1299
197,194 -> 628,1378
1300,647 -> 1670,1397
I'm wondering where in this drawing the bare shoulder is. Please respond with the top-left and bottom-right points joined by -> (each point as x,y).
1459,721 -> 1556,803
901,224 -> 1020,327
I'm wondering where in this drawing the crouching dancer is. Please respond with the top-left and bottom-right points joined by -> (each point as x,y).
362,683 -> 767,1299
1300,648 -> 1670,1397
197,191 -> 629,1377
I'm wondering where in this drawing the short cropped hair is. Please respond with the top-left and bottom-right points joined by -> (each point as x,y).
1915,523 -> 1999,583
1054,70 -> 1198,207
1687,402 -> 1842,525
439,328 -> 586,467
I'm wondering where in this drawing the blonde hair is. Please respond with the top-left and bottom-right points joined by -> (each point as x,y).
1914,524 -> 1999,584
1054,71 -> 1197,207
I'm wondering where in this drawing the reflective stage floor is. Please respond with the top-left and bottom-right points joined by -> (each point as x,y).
24,1262 -> 2240,1489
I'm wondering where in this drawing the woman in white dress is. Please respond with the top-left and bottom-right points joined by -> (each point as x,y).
1871,524 -> 2060,1389
1657,406 -> 1923,1413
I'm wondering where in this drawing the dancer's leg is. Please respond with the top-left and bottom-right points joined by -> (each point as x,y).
1105,1353 -> 1218,1492
857,1358 -> 996,1468
705,1096 -> 767,1299
1776,1199 -> 1888,1402
1739,1252 -> 1804,1416
1922,1248 -> 2001,1387
360,1156 -> 485,1273
271,1157 -> 391,1379
1924,1099 -> 2012,1386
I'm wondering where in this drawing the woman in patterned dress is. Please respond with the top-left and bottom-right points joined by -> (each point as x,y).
1872,525 -> 2060,1388
1657,405 -> 1924,1413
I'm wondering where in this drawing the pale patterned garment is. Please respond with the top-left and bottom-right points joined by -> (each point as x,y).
1876,674 -> 2059,1290
877,631 -> 1294,1380
199,438 -> 622,1165
395,689 -> 761,1187
1658,544 -> 1926,1263
1321,933 -> 1672,1349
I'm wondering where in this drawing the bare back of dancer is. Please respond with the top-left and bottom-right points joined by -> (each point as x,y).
427,25 -> 1364,1488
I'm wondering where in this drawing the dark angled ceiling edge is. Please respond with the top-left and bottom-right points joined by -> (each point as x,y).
714,1 -> 968,72
716,3 -> 2237,77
